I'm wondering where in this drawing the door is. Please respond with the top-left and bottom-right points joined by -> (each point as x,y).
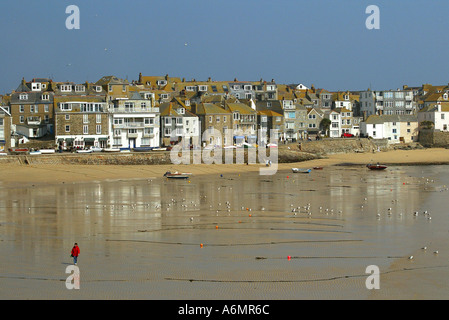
129,138 -> 136,148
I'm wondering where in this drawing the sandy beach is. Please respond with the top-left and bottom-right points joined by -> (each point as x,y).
1,148 -> 449,300
1,148 -> 449,186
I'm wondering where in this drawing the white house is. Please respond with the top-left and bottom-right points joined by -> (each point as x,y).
109,92 -> 160,149
324,110 -> 341,138
361,114 -> 418,144
418,102 -> 449,132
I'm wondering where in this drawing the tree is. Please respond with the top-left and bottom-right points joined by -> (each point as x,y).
320,118 -> 331,136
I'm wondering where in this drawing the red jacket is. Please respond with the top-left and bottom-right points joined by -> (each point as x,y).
71,245 -> 80,257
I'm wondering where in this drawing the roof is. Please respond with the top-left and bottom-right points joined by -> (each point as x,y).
258,110 -> 283,117
419,103 -> 449,113
95,75 -> 129,86
225,102 -> 257,115
194,103 -> 231,115
159,102 -> 197,117
364,114 -> 418,124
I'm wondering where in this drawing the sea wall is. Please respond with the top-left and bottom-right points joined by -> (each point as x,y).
419,130 -> 449,148
0,138 -> 421,166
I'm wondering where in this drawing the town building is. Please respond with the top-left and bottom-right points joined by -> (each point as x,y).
359,89 -> 416,119
109,91 -> 161,149
360,114 -> 418,143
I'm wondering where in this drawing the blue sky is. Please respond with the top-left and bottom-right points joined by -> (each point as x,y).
1,0 -> 448,94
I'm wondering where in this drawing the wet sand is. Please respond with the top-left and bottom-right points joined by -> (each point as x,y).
1,148 -> 449,187
1,149 -> 449,299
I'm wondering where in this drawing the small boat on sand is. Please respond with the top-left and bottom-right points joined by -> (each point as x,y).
313,167 -> 323,170
103,148 -> 120,152
366,163 -> 387,170
292,168 -> 311,173
76,149 -> 93,154
40,149 -> 56,154
163,171 -> 191,179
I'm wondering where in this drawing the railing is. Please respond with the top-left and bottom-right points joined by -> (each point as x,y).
109,107 -> 159,113
113,122 -> 145,128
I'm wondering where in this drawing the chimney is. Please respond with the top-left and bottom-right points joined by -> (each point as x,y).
165,74 -> 169,80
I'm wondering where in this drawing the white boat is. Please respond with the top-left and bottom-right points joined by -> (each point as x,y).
103,148 -> 120,152
76,149 -> 93,154
266,143 -> 278,148
40,149 -> 56,154
292,168 -> 311,173
163,171 -> 191,179
152,147 -> 167,151
0,152 -> 7,156
29,150 -> 42,155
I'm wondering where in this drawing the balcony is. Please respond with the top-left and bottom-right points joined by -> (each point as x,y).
27,116 -> 41,126
113,122 -> 145,129
127,132 -> 138,138
110,107 -> 159,113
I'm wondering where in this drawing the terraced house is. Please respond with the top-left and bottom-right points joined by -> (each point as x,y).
9,78 -> 54,138
193,102 -> 233,147
110,91 -> 161,149
159,98 -> 199,147
54,82 -> 109,150
224,100 -> 258,144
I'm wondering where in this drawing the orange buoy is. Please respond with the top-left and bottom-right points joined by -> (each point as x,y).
216,225 -> 219,229
249,214 -> 252,217
288,256 -> 291,260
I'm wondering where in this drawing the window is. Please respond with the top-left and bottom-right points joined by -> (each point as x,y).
44,115 -> 49,123
75,85 -> 85,92
392,128 -> 397,133
216,116 -> 220,123
442,114 -> 445,120
20,116 -> 24,123
244,85 -> 252,91
209,116 -> 212,123
114,129 -> 121,136
108,85 -> 112,92
65,114 -> 70,121
95,86 -> 102,92
308,114 -> 316,119
19,105 -> 24,113
83,114 -> 89,124
19,94 -> 28,100
160,94 -> 169,99
65,125 -> 70,132
96,125 -> 101,134
60,103 -> 72,111
113,138 -> 121,146
96,114 -> 101,123
198,85 -> 208,92
60,85 -> 72,92
223,116 -> 227,123
34,105 -> 38,113
44,105 -> 49,113
122,85 -> 126,92
373,131 -> 376,136
30,105 -> 34,113
83,125 -> 88,134
41,94 -> 49,100
407,129 -> 411,133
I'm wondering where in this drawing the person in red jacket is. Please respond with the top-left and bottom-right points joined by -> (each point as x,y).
71,243 -> 80,265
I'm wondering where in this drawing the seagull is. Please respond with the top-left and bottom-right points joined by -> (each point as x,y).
409,256 -> 413,260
